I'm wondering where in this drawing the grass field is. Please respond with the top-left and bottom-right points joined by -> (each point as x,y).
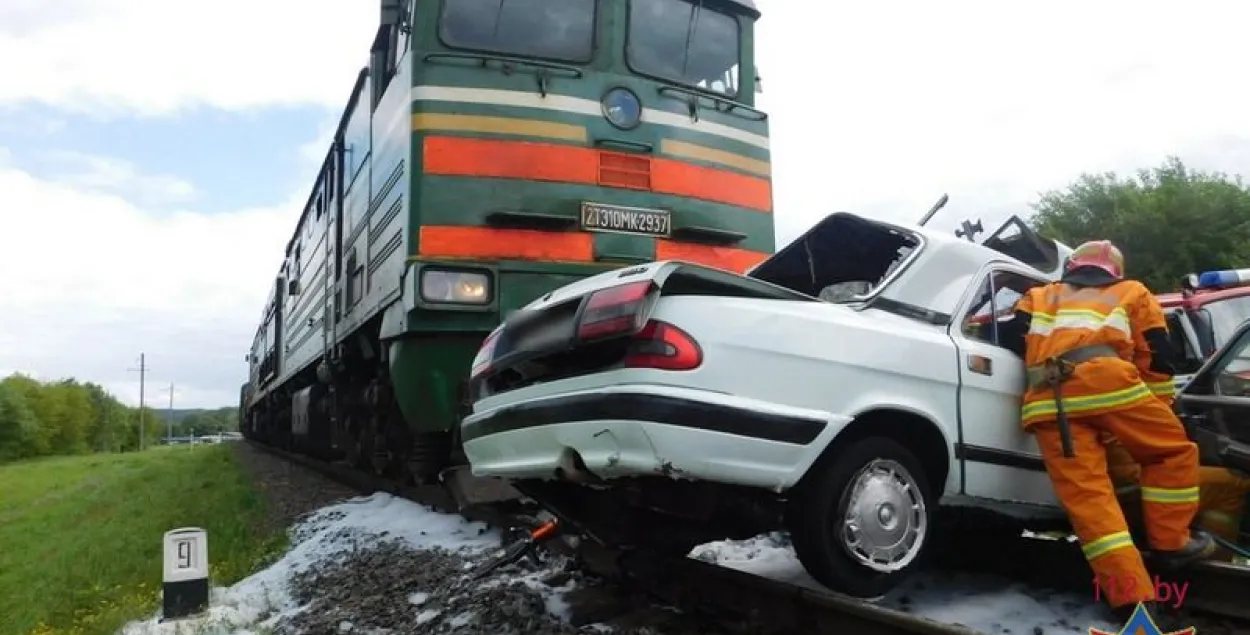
0,444 -> 287,635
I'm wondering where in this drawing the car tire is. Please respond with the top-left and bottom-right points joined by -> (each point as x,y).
787,436 -> 934,598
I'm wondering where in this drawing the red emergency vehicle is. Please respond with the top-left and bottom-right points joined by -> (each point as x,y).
1158,267 -> 1250,380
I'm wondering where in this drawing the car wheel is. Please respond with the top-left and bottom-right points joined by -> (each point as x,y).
787,436 -> 933,598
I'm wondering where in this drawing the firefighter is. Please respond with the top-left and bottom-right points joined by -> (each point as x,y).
998,239 -> 1215,621
1136,344 -> 1179,404
1104,433 -> 1250,560
1102,358 -> 1250,560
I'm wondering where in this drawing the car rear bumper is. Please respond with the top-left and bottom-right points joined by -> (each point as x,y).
461,384 -> 841,491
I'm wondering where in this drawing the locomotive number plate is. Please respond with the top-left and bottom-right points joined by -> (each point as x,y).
579,202 -> 671,238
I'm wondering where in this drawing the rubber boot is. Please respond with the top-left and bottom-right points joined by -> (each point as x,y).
1150,529 -> 1216,569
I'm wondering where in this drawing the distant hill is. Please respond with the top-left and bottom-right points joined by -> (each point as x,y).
155,406 -> 237,434
157,407 -> 234,424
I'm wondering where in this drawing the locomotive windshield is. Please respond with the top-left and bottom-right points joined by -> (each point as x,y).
439,0 -> 596,63
628,0 -> 742,96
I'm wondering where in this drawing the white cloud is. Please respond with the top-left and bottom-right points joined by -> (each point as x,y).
299,116 -> 341,166
43,151 -> 198,205
0,0 -> 377,116
0,107 -> 65,136
0,155 -> 296,408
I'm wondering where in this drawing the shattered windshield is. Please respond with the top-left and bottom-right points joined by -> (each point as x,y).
749,215 -> 921,303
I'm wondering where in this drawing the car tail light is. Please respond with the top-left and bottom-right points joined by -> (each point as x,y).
624,320 -> 702,370
470,327 -> 503,380
576,280 -> 656,341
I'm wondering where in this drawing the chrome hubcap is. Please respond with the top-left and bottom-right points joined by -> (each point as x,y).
837,459 -> 927,573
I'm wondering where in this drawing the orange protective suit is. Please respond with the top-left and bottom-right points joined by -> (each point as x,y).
1134,347 -> 1177,405
1104,435 -> 1250,560
1014,278 -> 1202,609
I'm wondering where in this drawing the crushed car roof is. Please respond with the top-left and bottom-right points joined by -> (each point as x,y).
750,211 -> 1073,321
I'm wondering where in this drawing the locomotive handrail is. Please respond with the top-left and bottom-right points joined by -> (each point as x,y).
656,85 -> 768,122
423,52 -> 584,78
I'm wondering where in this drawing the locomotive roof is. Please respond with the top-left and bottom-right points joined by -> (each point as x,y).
721,0 -> 759,16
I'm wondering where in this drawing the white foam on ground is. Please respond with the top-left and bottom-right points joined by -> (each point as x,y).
691,533 -> 1121,634
117,492 -> 501,635
117,491 -> 1125,635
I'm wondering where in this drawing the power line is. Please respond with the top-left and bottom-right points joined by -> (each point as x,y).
127,353 -> 149,451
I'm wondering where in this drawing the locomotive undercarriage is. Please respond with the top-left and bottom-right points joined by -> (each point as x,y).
243,319 -> 457,486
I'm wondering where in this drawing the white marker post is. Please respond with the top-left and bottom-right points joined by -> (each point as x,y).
161,527 -> 209,621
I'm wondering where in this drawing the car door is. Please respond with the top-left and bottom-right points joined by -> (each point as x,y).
1164,309 -> 1206,390
1175,319 -> 1250,477
948,263 -> 1060,506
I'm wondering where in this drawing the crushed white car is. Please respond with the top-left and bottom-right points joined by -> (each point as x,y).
460,211 -> 1247,598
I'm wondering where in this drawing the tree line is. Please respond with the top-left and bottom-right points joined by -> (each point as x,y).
0,373 -> 237,464
168,407 -> 238,438
1028,156 -> 1250,292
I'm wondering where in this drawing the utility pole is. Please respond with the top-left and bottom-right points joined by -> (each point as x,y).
127,354 -> 148,451
165,383 -> 175,444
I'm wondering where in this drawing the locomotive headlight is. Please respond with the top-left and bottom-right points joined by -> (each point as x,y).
420,269 -> 491,304
601,87 -> 642,130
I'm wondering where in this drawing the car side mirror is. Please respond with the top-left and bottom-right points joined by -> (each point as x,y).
288,279 -> 301,295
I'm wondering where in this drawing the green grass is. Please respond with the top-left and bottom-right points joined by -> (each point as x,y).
0,445 -> 288,635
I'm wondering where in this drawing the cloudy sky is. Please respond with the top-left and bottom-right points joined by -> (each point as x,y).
1,0 -> 1248,408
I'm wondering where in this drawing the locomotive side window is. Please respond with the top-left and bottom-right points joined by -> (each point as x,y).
627,0 -> 741,96
438,0 -> 596,63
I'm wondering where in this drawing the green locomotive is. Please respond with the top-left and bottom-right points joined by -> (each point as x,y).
241,0 -> 774,493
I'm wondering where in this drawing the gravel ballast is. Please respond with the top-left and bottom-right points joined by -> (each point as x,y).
228,442 -> 1246,635
275,538 -> 731,635
232,441 -> 357,533
233,442 -> 730,634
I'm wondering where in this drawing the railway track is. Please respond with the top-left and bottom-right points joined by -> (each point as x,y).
248,441 -> 988,635
247,440 -> 1250,633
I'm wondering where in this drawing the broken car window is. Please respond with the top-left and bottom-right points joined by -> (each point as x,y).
748,214 -> 922,302
961,270 -> 1043,348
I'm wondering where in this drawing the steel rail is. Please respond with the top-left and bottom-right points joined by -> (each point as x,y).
245,440 -> 985,635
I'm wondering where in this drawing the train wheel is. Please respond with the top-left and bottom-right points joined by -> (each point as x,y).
345,415 -> 372,470
367,418 -> 396,477
407,432 -> 451,484
370,448 -> 393,477
787,436 -> 933,598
